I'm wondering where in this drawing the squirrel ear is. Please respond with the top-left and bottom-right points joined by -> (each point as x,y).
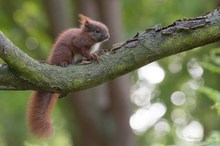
79,14 -> 91,25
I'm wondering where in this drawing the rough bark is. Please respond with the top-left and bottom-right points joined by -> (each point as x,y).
1,8 -> 220,94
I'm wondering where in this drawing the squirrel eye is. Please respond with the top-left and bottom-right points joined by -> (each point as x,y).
95,29 -> 100,33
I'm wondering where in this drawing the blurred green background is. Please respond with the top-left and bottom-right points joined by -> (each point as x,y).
0,0 -> 220,146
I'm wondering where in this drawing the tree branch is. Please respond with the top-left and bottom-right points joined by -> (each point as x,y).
1,8 -> 220,94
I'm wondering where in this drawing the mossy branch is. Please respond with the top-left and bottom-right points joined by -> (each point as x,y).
1,8 -> 220,95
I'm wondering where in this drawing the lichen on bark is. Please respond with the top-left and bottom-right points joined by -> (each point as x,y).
0,8 -> 220,95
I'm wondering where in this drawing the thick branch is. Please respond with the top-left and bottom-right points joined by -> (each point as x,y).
1,8 -> 220,94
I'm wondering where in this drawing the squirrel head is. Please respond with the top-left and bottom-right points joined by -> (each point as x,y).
79,14 -> 110,42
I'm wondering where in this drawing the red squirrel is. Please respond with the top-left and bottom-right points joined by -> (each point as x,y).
27,14 -> 110,138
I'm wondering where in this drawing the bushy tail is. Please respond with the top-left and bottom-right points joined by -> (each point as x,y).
27,91 -> 59,138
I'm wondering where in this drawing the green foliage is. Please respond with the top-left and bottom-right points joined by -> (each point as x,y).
0,0 -> 52,60
205,131 -> 220,146
0,91 -> 30,146
123,0 -> 215,37
198,87 -> 220,103
123,0 -> 220,146
0,0 -> 56,145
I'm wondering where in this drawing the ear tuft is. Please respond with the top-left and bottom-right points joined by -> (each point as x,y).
79,14 -> 91,25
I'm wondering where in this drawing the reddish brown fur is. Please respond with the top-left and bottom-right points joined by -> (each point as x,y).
27,92 -> 59,138
27,14 -> 109,138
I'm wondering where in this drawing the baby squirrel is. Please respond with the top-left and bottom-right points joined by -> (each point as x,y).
27,14 -> 110,138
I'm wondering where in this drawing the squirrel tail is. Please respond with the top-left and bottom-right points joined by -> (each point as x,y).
27,91 -> 59,138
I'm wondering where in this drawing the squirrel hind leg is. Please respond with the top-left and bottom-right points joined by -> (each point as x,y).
27,92 -> 59,138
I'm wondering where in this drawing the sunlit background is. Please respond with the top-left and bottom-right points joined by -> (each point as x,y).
1,0 -> 220,146
130,61 -> 205,143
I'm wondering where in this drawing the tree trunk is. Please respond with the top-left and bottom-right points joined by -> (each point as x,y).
97,1 -> 136,146
69,1 -> 109,146
70,0 -> 136,146
44,0 -> 72,37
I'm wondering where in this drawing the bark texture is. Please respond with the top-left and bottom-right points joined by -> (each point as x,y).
1,8 -> 220,94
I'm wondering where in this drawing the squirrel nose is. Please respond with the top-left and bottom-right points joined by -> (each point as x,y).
105,34 -> 110,40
